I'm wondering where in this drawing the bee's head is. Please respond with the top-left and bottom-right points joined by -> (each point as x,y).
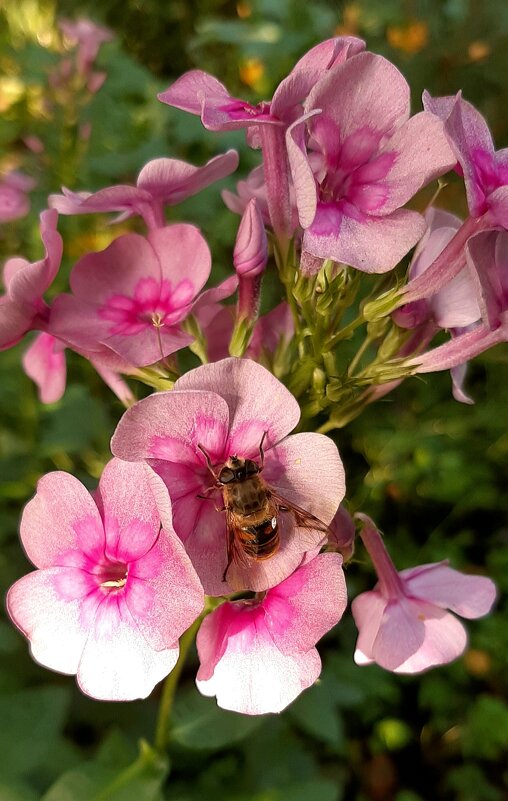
219,456 -> 260,484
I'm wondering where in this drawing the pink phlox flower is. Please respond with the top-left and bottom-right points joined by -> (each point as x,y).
0,171 -> 36,222
7,459 -> 204,700
111,357 -> 346,595
423,91 -> 508,226
405,227 -> 508,377
59,17 -> 113,75
326,504 -> 355,562
0,209 -> 62,350
286,53 -> 456,273
196,552 -> 347,714
158,37 -> 365,135
49,151 -> 239,230
49,224 -> 211,367
352,514 -> 496,673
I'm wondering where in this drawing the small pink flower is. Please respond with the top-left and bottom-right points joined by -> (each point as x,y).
50,224 -> 211,367
352,514 -> 496,673
111,357 -> 346,595
49,151 -> 239,230
286,53 -> 455,272
7,459 -> 204,700
196,553 -> 347,714
59,17 -> 113,75
0,171 -> 35,222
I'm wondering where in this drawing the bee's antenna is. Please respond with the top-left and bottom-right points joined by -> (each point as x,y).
197,443 -> 218,480
259,430 -> 268,470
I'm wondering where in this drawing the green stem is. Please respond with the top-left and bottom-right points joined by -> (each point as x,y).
154,615 -> 203,754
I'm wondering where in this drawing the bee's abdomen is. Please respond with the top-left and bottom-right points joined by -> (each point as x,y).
242,517 -> 279,559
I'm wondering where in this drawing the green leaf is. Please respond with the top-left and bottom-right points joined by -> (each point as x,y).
250,779 -> 340,801
0,686 -> 70,779
41,741 -> 168,801
0,779 -> 40,801
288,677 -> 345,748
170,688 -> 263,751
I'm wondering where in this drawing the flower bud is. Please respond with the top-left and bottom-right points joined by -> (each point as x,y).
233,198 -> 268,278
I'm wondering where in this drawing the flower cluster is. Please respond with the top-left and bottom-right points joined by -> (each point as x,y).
3,32 -> 501,716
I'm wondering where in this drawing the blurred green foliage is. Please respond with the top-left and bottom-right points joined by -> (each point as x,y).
1,0 -> 508,799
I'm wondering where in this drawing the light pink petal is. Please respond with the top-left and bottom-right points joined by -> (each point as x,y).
147,224 -> 211,293
7,568 -> 99,674
48,294 -> 108,352
196,605 -> 322,714
265,553 -> 347,653
428,92 -> 496,216
8,210 -> 62,305
432,266 -> 480,329
373,597 -> 467,673
50,185 -> 150,215
174,358 -> 301,454
286,114 -> 319,228
401,562 -> 497,619
379,112 -> 456,214
176,496 -> 232,596
451,363 -> 474,405
77,596 -> 178,700
0,182 -> 30,222
126,529 -> 203,650
264,432 -> 345,525
271,36 -> 365,119
137,150 -> 239,202
304,207 -> 426,273
305,53 -> 410,143
20,472 -> 104,568
105,324 -> 193,367
409,322 -> 506,374
327,503 -> 355,560
111,389 -> 230,467
90,359 -> 134,405
465,229 -> 505,329
70,233 -> 160,304
22,333 -> 66,403
97,459 -> 172,561
351,590 -> 387,665
0,298 -> 32,349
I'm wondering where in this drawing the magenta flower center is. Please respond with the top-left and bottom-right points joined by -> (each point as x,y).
96,561 -> 128,591
220,99 -> 272,121
471,148 -> 508,213
317,123 -> 395,216
99,276 -> 194,335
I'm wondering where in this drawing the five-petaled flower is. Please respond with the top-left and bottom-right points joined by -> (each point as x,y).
112,357 -> 346,595
7,459 -> 204,700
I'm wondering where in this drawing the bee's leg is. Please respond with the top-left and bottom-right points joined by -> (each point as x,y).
197,443 -> 219,481
196,485 -> 217,500
258,430 -> 268,470
222,529 -> 235,583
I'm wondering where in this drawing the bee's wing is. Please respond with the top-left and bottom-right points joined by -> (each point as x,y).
268,489 -> 331,535
224,507 -> 252,569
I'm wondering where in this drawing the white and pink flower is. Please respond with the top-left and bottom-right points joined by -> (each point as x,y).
111,357 -> 346,595
7,459 -> 204,700
352,514 -> 496,673
196,552 -> 347,714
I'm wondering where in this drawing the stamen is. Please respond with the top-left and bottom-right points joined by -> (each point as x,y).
101,577 -> 127,589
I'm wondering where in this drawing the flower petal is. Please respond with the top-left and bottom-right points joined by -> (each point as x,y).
20,472 -> 104,568
401,562 -> 497,619
174,358 -> 301,453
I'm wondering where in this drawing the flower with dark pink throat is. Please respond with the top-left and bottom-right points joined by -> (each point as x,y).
352,514 -> 496,673
7,459 -> 204,701
196,552 -> 347,714
50,224 -> 211,367
111,358 -> 346,595
286,52 -> 456,273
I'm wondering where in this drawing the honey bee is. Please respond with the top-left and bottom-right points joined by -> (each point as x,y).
197,433 -> 330,584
